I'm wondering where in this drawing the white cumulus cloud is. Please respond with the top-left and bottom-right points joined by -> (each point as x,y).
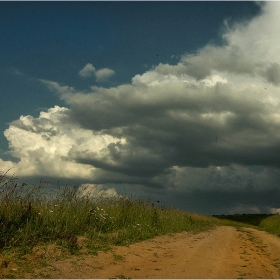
3,106 -> 125,180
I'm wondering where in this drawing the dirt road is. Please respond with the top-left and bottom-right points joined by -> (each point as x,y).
7,226 -> 280,278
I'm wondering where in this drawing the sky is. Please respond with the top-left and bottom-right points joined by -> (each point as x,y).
1,1 -> 280,215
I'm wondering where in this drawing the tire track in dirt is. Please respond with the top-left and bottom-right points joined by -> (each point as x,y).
14,226 -> 280,278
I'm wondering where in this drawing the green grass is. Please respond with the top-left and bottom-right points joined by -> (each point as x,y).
0,170 -> 218,257
259,214 -> 280,236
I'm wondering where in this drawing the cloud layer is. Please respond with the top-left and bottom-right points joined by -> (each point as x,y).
2,2 -> 280,214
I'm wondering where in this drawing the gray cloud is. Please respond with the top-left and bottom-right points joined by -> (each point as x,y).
137,164 -> 280,214
57,80 -> 280,175
101,164 -> 280,214
171,187 -> 280,215
264,63 -> 280,86
181,44 -> 264,80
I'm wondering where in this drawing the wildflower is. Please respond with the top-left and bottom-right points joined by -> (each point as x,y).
49,210 -> 54,213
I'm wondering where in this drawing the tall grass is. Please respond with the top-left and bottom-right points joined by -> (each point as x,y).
0,171 -> 217,255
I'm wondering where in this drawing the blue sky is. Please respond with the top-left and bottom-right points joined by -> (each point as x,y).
2,1 -> 280,214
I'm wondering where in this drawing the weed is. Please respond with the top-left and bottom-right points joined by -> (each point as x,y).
86,241 -> 112,255
56,232 -> 79,252
2,274 -> 16,279
113,253 -> 125,262
38,259 -> 48,267
1,260 -> 9,268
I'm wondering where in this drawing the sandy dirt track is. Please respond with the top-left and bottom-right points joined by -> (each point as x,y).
8,226 -> 280,278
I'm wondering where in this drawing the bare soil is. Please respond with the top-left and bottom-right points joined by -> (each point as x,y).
2,226 -> 280,279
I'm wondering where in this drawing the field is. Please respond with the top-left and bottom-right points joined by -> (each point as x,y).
1,170 -> 280,278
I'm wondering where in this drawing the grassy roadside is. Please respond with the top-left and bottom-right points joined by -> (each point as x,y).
0,176 -> 217,252
1,170 -> 280,278
0,171 -> 220,278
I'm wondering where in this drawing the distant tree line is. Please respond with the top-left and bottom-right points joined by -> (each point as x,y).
213,213 -> 274,226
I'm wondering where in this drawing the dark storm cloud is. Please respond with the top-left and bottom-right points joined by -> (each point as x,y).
171,187 -> 280,215
156,165 -> 280,214
54,78 -> 280,181
68,141 -> 171,179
